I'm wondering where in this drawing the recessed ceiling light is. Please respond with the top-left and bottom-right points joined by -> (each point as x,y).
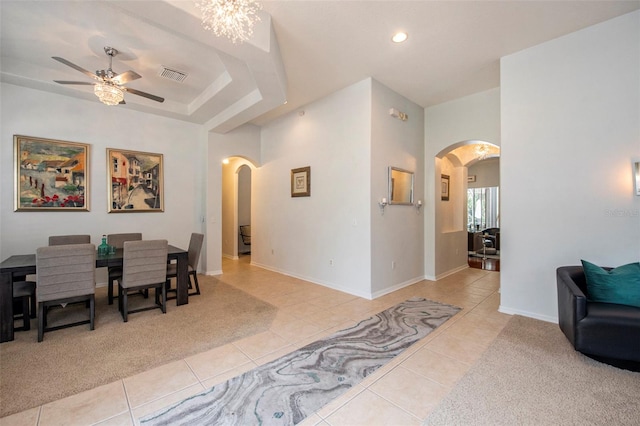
392,32 -> 408,43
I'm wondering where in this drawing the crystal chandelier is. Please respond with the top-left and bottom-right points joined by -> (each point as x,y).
475,143 -> 490,160
196,0 -> 262,43
94,82 -> 124,106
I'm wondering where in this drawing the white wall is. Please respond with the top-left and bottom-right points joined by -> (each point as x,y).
0,83 -> 206,281
371,80 -> 425,295
468,158 -> 500,188
251,79 -> 372,297
424,88 -> 501,279
500,10 -> 640,321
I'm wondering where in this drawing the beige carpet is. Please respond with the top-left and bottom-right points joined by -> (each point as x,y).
0,275 -> 277,417
424,315 -> 640,425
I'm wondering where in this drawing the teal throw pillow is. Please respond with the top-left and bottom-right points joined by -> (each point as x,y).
581,260 -> 640,308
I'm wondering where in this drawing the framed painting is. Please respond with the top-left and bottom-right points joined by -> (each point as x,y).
107,148 -> 164,212
291,166 -> 311,197
14,135 -> 89,211
441,174 -> 450,201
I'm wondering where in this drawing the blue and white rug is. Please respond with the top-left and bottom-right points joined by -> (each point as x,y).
140,297 -> 461,426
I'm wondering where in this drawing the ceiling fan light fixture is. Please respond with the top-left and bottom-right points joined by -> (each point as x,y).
94,82 -> 124,106
196,0 -> 262,43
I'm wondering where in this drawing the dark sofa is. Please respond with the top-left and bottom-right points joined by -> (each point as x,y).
556,266 -> 640,372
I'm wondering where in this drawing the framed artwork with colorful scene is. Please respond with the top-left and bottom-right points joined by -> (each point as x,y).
14,135 -> 89,211
107,148 -> 164,212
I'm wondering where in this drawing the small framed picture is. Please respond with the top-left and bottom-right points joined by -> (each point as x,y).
107,148 -> 164,212
467,175 -> 476,183
14,135 -> 90,211
441,174 -> 450,201
291,166 -> 311,197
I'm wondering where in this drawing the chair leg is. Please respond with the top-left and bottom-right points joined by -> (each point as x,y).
108,279 -> 114,305
89,295 -> 95,330
161,284 -> 167,314
37,302 -> 45,342
29,294 -> 36,319
21,296 -> 30,331
122,291 -> 128,323
190,272 -> 201,296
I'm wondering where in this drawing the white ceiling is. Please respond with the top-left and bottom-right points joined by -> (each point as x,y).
2,1 -> 638,133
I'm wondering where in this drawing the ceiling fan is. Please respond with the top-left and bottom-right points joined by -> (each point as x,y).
52,46 -> 164,105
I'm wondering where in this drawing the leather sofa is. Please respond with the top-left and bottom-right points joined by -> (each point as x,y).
556,266 -> 640,371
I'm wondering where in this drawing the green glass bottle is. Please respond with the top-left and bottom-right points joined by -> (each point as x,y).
98,234 -> 109,256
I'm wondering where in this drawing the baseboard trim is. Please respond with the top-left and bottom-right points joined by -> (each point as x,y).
499,305 -> 557,324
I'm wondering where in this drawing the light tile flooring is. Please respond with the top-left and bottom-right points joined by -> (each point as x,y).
2,257 -> 510,426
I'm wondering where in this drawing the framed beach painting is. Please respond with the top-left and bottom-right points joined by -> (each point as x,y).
14,135 -> 89,211
107,148 -> 164,212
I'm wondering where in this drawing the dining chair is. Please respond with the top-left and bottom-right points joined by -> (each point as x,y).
118,240 -> 168,322
36,243 -> 96,342
48,234 -> 91,246
166,233 -> 204,298
106,233 -> 142,305
13,280 -> 36,331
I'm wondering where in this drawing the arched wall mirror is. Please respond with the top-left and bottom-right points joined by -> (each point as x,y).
389,167 -> 414,205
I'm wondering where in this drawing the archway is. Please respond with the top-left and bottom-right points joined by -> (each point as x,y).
221,157 -> 256,260
432,141 -> 500,276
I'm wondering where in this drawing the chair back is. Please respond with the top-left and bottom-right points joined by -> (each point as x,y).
36,243 -> 96,303
122,240 -> 168,289
49,235 -> 91,246
107,233 -> 142,249
187,233 -> 204,270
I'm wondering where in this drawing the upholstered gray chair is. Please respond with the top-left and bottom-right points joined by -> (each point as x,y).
166,233 -> 204,298
106,233 -> 142,305
36,243 -> 96,342
48,234 -> 91,246
118,240 -> 168,322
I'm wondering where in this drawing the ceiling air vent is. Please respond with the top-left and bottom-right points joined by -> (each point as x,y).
158,66 -> 188,83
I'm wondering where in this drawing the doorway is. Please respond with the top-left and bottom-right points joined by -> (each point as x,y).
221,158 -> 254,260
433,141 -> 500,275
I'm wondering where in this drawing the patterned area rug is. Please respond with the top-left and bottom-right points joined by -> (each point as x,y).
140,298 -> 461,426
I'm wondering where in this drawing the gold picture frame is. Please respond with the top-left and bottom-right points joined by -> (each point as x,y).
107,148 -> 164,212
291,166 -> 311,197
14,135 -> 90,211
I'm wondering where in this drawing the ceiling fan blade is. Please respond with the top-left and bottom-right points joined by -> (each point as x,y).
54,80 -> 95,85
111,70 -> 141,85
52,57 -> 99,80
124,87 -> 164,103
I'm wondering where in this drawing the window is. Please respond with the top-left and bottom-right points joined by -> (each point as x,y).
467,187 -> 499,231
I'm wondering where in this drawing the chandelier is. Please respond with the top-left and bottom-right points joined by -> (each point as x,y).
196,0 -> 262,43
475,143 -> 490,160
94,82 -> 124,106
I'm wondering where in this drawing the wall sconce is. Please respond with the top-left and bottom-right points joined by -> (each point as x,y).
415,199 -> 422,213
389,108 -> 408,122
379,197 -> 388,214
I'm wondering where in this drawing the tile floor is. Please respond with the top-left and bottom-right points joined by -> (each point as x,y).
2,257 -> 510,426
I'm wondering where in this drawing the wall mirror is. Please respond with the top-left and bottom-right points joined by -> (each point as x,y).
389,167 -> 414,205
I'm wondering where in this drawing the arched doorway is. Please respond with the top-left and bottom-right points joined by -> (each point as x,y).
433,141 -> 500,275
221,157 -> 255,260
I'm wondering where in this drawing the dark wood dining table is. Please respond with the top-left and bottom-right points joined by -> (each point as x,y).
0,245 -> 188,343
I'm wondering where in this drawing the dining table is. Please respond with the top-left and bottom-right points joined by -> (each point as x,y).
0,244 -> 189,343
